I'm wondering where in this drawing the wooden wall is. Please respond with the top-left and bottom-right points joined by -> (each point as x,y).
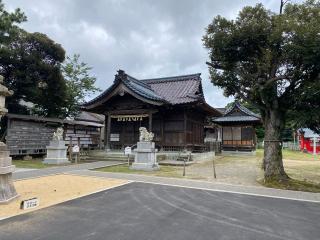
6,119 -> 57,156
107,107 -> 207,150
6,118 -> 102,156
222,125 -> 256,151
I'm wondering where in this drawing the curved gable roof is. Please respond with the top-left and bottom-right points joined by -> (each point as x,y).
213,102 -> 261,124
82,70 -> 208,109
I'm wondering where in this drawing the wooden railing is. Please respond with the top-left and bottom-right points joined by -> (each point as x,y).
223,140 -> 253,146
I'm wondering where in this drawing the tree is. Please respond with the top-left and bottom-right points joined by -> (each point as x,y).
288,81 -> 320,133
203,0 -> 320,181
0,1 -> 67,117
62,54 -> 101,117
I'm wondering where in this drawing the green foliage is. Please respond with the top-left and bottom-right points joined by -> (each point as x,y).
204,1 -> 320,178
203,1 -> 320,115
0,0 -> 26,44
0,1 -> 67,117
62,54 -> 101,117
288,81 -> 320,133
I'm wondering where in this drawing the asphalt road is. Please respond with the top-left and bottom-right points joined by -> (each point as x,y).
0,182 -> 319,240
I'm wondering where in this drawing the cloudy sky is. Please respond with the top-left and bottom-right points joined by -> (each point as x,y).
4,0 -> 301,107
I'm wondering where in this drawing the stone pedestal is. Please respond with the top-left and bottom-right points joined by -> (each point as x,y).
43,140 -> 69,164
131,141 -> 159,171
0,143 -> 18,203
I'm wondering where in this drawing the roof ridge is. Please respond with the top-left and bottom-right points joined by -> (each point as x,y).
224,101 -> 260,118
141,73 -> 201,83
126,74 -> 152,90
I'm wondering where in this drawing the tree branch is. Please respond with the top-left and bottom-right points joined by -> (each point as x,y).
206,61 -> 226,70
280,0 -> 290,14
263,75 -> 292,88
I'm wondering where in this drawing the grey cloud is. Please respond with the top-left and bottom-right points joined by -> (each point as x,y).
4,0 -> 303,107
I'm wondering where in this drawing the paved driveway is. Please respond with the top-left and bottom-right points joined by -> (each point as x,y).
0,182 -> 319,240
13,161 -> 123,180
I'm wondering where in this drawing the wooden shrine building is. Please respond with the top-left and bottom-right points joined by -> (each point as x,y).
5,112 -> 104,156
82,70 -> 221,151
212,102 -> 261,152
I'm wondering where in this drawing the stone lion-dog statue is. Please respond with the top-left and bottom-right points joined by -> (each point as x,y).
139,127 -> 154,142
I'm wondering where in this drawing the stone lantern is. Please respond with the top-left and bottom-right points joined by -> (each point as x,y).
0,75 -> 18,203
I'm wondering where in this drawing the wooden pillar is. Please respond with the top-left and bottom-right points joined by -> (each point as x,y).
160,113 -> 164,150
252,126 -> 256,150
184,110 -> 187,149
68,136 -> 73,162
77,137 -> 81,163
99,127 -> 103,150
149,112 -> 152,132
105,113 -> 111,151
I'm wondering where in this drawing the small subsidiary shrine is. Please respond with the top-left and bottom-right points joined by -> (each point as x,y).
212,102 -> 261,152
298,128 -> 320,154
82,70 -> 221,151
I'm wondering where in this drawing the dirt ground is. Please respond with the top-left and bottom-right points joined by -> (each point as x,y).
99,150 -> 320,187
0,174 -> 128,219
185,155 -> 263,186
183,150 -> 320,186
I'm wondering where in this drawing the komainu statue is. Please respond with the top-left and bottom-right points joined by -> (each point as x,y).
53,127 -> 64,141
139,127 -> 154,142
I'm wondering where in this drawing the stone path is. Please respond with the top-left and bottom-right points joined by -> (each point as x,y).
13,161 -> 124,180
71,170 -> 320,203
14,168 -> 36,173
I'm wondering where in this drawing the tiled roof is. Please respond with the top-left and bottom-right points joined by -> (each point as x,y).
7,113 -> 104,127
75,111 -> 105,123
125,75 -> 165,102
83,71 -> 205,107
212,101 -> 261,124
141,73 -> 203,105
213,115 -> 260,123
216,108 -> 226,114
224,101 -> 260,118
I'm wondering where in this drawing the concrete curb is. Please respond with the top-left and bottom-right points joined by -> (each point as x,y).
71,169 -> 320,203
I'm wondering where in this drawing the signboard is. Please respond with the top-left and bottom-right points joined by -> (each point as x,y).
110,133 -> 120,142
21,197 -> 39,210
111,114 -> 148,122
72,145 -> 80,153
124,146 -> 132,155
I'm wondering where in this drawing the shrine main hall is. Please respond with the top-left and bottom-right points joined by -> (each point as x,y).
82,70 -> 260,152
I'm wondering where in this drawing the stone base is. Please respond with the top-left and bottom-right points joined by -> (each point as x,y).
43,140 -> 69,165
0,144 -> 19,204
43,158 -> 70,165
0,173 -> 19,204
130,162 -> 160,171
131,141 -> 159,171
222,150 -> 256,156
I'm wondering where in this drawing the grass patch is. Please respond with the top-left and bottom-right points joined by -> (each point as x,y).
13,159 -> 50,169
259,178 -> 320,193
97,164 -> 184,178
13,158 -> 83,169
256,149 -> 319,161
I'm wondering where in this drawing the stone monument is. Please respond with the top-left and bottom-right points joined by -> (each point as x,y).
43,127 -> 70,164
131,127 -> 159,171
0,75 -> 19,203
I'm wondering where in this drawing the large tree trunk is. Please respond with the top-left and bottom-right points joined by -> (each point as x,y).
263,108 -> 288,181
